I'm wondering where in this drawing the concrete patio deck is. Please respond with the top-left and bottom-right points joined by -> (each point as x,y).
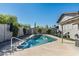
11,34 -> 79,56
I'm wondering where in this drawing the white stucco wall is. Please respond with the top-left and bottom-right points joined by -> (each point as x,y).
58,25 -> 62,31
62,24 -> 78,39
0,24 -> 12,42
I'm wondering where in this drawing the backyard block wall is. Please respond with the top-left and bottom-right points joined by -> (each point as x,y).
0,24 -> 12,42
18,27 -> 24,37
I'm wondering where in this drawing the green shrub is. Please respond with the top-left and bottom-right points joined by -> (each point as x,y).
12,24 -> 19,37
46,29 -> 52,34
23,27 -> 26,35
38,28 -> 42,33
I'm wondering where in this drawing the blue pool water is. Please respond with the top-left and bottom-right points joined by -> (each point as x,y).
17,35 -> 56,49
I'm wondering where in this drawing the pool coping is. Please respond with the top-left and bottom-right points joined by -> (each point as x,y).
10,34 -> 79,56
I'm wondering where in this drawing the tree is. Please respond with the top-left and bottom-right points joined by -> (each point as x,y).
45,25 -> 49,29
0,14 -> 19,37
12,24 -> 19,37
46,29 -> 52,34
0,14 -> 17,24
33,22 -> 37,34
0,15 -> 5,24
34,22 -> 36,28
7,15 -> 17,24
23,27 -> 26,35
38,28 -> 42,34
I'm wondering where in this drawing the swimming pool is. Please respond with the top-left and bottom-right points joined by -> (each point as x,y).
17,35 -> 56,49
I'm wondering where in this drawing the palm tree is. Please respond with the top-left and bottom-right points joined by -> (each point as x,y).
33,22 -> 37,34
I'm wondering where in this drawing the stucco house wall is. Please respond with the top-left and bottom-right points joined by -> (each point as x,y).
62,24 -> 79,39
58,14 -> 79,39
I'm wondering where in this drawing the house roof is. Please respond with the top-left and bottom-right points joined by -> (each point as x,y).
59,15 -> 79,25
57,12 -> 79,23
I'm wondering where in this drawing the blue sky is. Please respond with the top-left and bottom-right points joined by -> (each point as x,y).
0,3 -> 79,27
